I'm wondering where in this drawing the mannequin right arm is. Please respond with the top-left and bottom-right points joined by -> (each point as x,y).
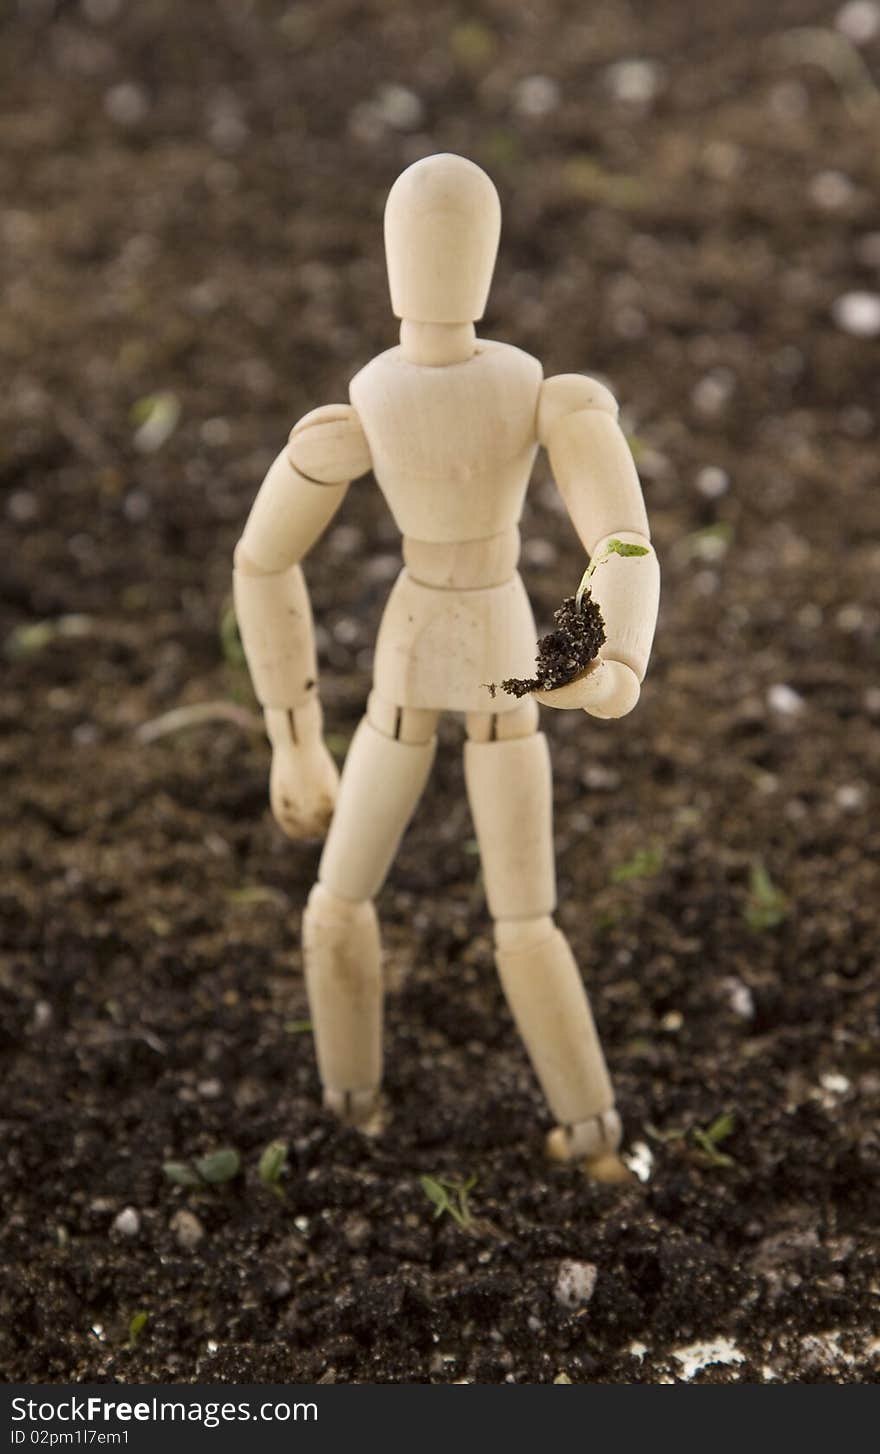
233,405 -> 371,837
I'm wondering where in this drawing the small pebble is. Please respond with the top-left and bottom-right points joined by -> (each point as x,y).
170,1209 -> 205,1251
809,171 -> 854,210
514,75 -> 560,118
555,1260 -> 598,1309
835,783 -> 866,811
767,683 -> 806,717
376,84 -> 424,131
113,1206 -> 140,1238
104,81 -> 149,126
835,0 -> 880,43
832,292 -> 880,338
695,465 -> 729,499
604,59 -> 665,106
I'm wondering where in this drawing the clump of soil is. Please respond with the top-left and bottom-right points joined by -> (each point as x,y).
500,594 -> 606,697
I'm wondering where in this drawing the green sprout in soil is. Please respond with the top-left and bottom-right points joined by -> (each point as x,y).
163,1147 -> 241,1188
744,861 -> 789,931
611,844 -> 664,884
575,537 -> 651,614
419,1173 -> 477,1229
219,599 -> 246,669
258,1139 -> 288,1197
647,1112 -> 736,1168
127,1311 -> 148,1349
692,1113 -> 736,1168
284,1018 -> 313,1034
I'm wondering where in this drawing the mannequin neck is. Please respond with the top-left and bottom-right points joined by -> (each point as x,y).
399,320 -> 476,366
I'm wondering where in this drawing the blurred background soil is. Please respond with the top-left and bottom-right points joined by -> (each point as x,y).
0,0 -> 878,1384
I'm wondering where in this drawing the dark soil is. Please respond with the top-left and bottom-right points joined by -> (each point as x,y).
1,0 -> 879,1387
500,594 -> 605,696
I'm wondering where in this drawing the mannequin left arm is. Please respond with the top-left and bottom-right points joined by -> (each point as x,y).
536,374 -> 660,717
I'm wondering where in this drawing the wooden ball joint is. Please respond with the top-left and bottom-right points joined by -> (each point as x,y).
234,154 -> 660,1182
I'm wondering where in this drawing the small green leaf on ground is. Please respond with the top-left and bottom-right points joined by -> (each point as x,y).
611,845 -> 664,884
692,1113 -> 736,1167
324,734 -> 351,758
128,1311 -> 148,1347
219,600 -> 246,668
162,1160 -> 202,1188
258,1140 -> 288,1191
284,1018 -> 313,1034
745,861 -> 789,931
419,1174 -> 477,1229
131,391 -> 180,453
194,1147 -> 241,1184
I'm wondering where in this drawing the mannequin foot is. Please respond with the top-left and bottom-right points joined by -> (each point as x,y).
323,1086 -> 384,1134
545,1109 -> 633,1184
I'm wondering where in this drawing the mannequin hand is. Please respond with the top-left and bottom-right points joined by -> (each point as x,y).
534,657 -> 641,719
265,705 -> 339,839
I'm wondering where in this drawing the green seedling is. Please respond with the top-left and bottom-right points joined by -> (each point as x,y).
195,1148 -> 241,1184
691,1113 -> 736,1168
284,1018 -> 313,1034
745,861 -> 789,931
127,1311 -> 148,1349
420,1173 -> 477,1229
258,1140 -> 288,1196
219,600 -> 246,668
162,1161 -> 202,1189
611,844 -> 664,884
575,537 -> 650,614
163,1147 -> 241,1188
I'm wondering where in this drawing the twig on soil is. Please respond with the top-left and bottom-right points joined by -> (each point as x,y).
137,700 -> 264,743
769,27 -> 880,122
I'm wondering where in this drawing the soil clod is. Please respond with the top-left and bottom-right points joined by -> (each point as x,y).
499,594 -> 605,697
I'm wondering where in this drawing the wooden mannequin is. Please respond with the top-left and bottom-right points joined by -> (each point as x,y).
234,154 -> 659,1181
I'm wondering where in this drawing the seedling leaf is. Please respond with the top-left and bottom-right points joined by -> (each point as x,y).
745,861 -> 789,931
611,845 -> 664,883
162,1160 -> 202,1188
575,538 -> 651,613
258,1140 -> 288,1190
128,1311 -> 148,1347
692,1113 -> 736,1168
419,1173 -> 477,1229
194,1147 -> 241,1184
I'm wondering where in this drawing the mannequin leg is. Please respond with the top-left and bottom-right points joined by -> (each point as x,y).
464,699 -> 629,1181
302,691 -> 438,1123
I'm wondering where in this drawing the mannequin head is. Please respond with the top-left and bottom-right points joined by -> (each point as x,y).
384,154 -> 501,325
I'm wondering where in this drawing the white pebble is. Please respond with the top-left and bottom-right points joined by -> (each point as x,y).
104,82 -> 149,127
767,683 -> 806,717
809,170 -> 855,210
835,783 -> 866,811
605,59 -> 665,106
514,75 -> 560,118
695,465 -> 729,499
836,1 -> 880,44
555,1260 -> 598,1308
724,977 -> 755,1020
7,490 -> 38,523
820,1071 -> 851,1095
673,1338 -> 745,1380
624,1142 -> 654,1184
691,368 -> 735,417
832,291 -> 880,338
376,84 -> 424,131
113,1207 -> 140,1238
170,1209 -> 205,1251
